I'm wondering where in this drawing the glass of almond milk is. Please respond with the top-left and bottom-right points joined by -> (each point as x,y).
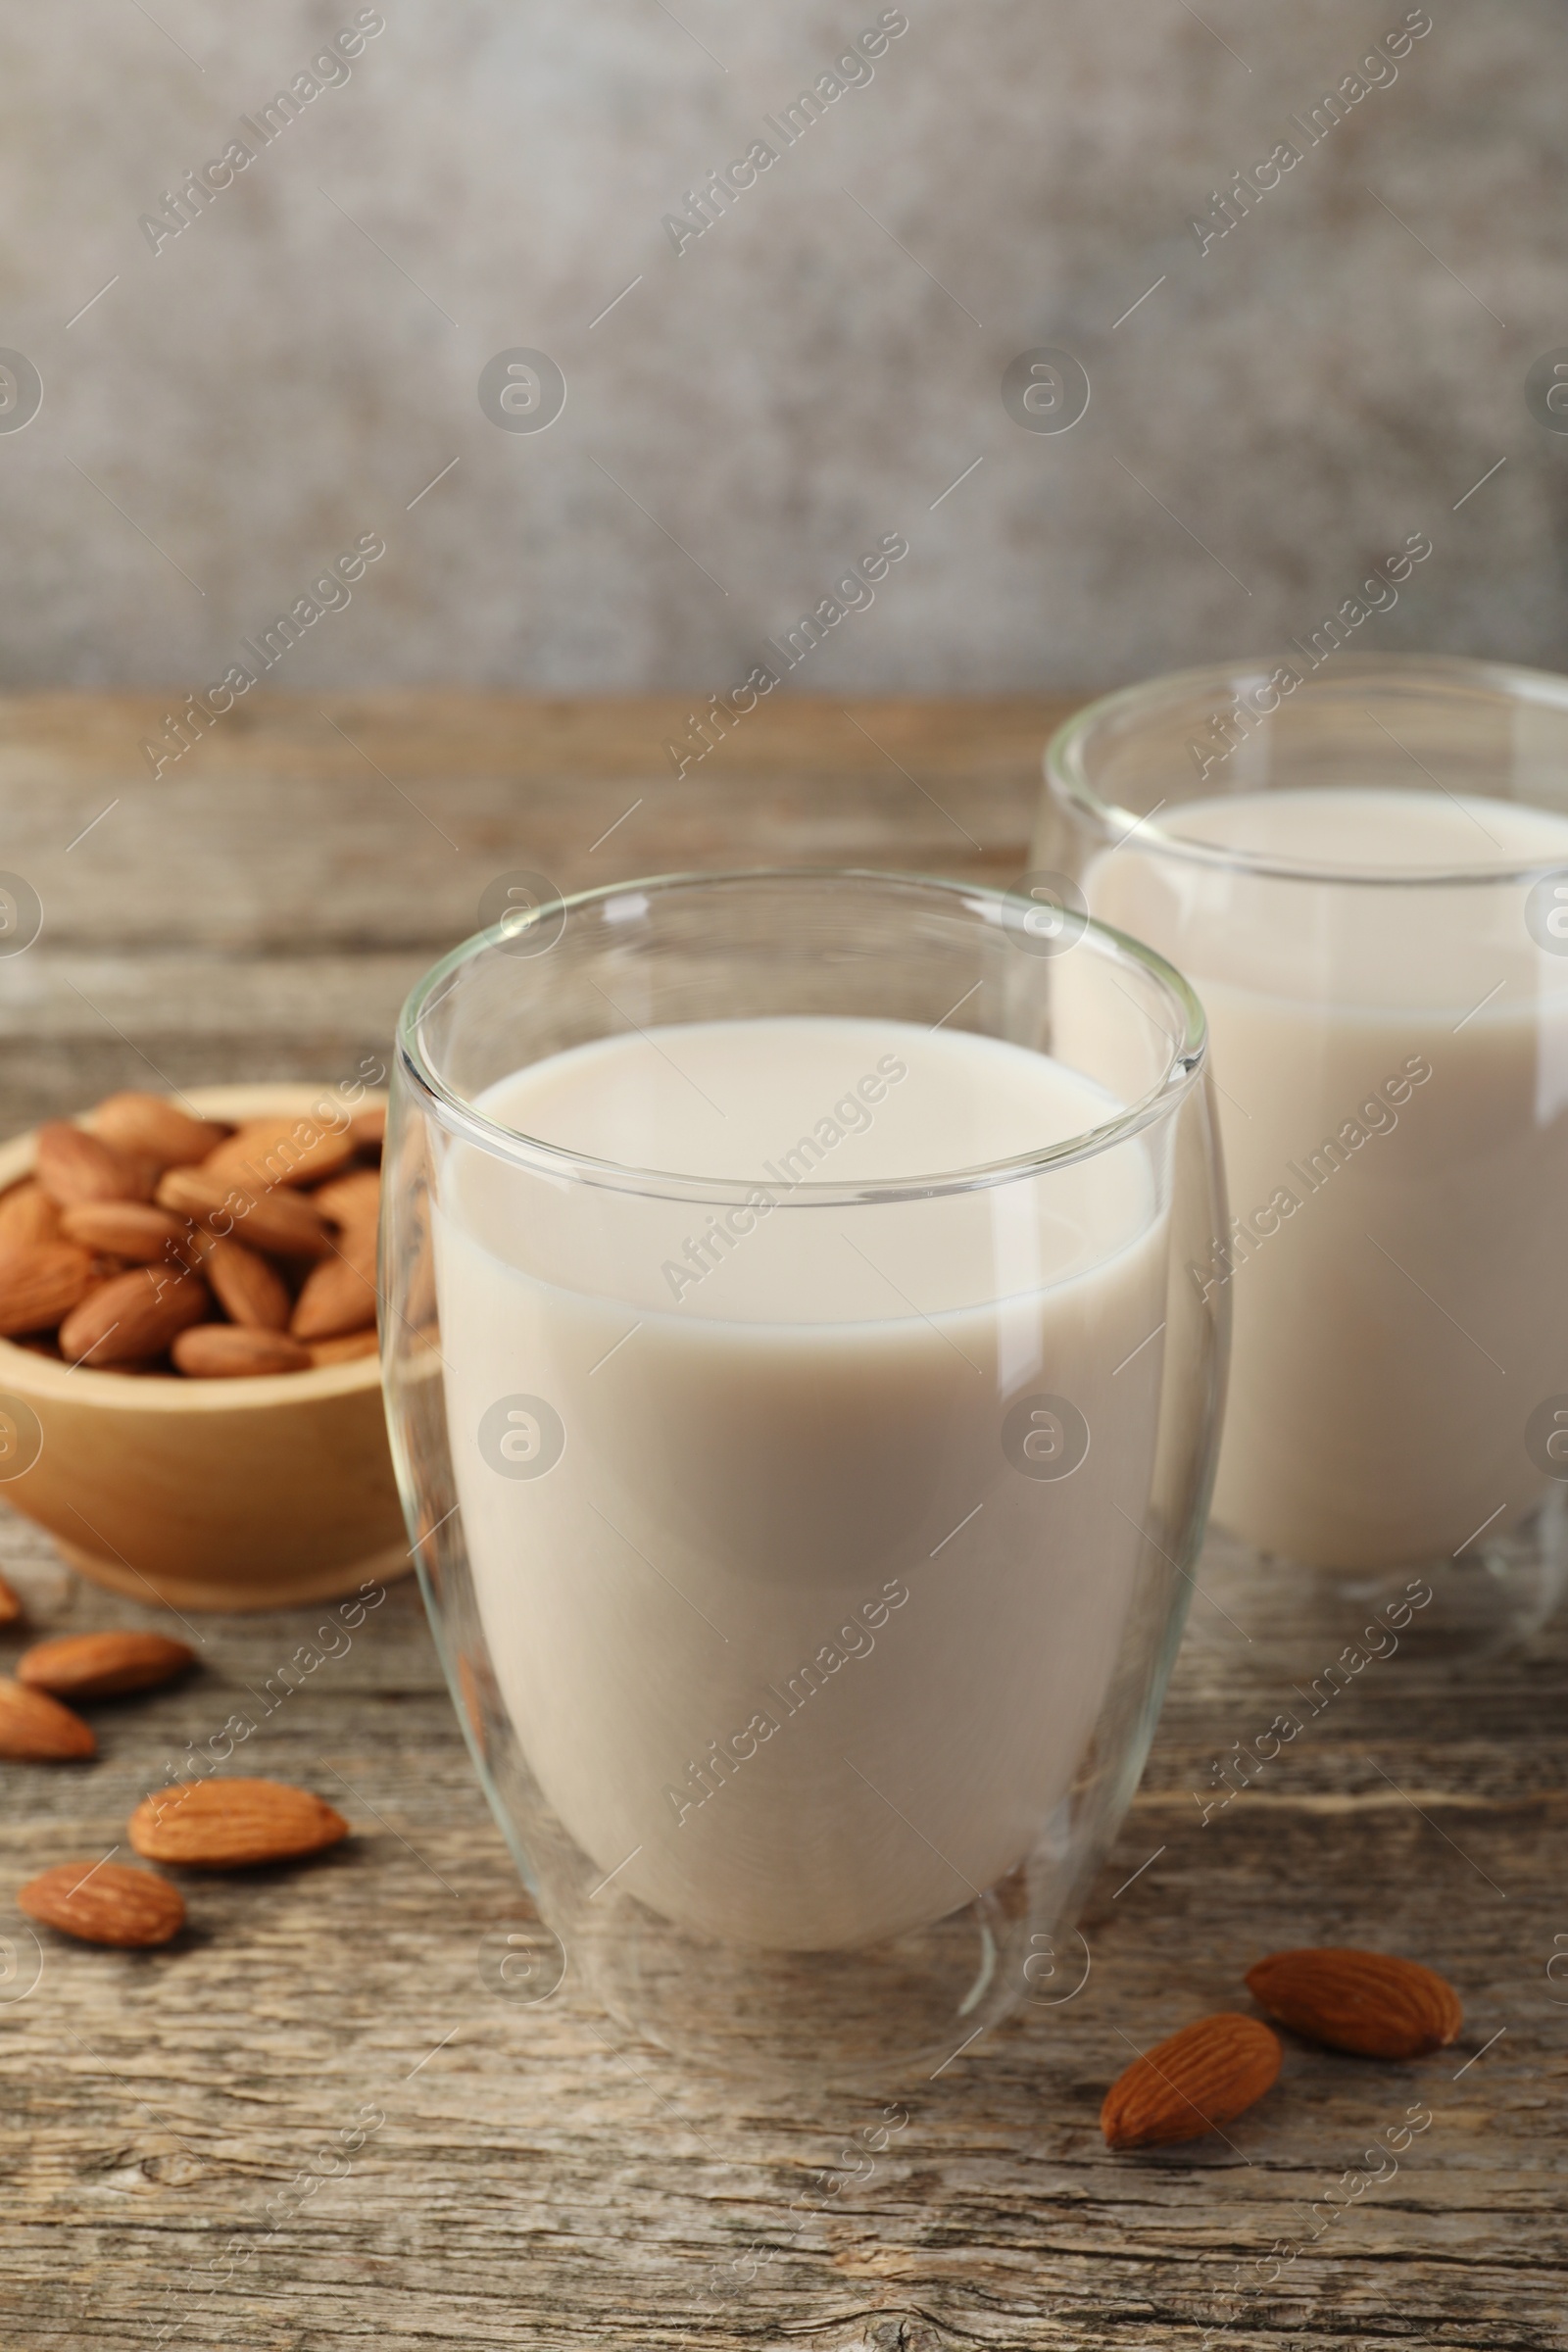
1041,655 -> 1568,1655
382,870 -> 1226,2081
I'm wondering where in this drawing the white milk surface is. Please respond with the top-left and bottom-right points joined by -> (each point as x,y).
1087,787 -> 1568,1568
435,1016 -> 1170,1950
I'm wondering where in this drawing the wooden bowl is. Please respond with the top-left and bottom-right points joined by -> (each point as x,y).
0,1085 -> 409,1613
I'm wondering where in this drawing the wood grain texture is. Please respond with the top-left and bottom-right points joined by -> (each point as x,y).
1,693 -> 1564,2351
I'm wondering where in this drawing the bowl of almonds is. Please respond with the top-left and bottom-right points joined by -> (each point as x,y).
0,1083 -> 406,1612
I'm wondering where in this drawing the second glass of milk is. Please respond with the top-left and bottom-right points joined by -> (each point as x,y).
1041,654 -> 1568,1653
383,870 -> 1226,2081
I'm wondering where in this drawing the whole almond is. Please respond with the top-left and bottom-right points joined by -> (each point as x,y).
1102,2014 -> 1282,2151
0,1181 -> 61,1249
203,1236 -> 292,1331
91,1092 -> 229,1169
18,1631 -> 195,1701
173,1325 -> 313,1379
205,1113 -> 357,1193
128,1777 -> 349,1868
0,1241 -> 97,1337
291,1230 -> 377,1341
350,1104 -> 386,1153
58,1267 -> 212,1366
60,1200 -> 202,1269
0,1571 -> 21,1625
157,1166 -> 329,1260
309,1328 -> 379,1367
1246,1948 -> 1462,2060
0,1680 -> 95,1760
313,1168 -> 381,1231
19,1859 -> 185,1947
34,1121 -> 153,1207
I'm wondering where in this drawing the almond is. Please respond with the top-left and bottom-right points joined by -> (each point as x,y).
204,1113 -> 357,1193
0,1241 -> 97,1336
58,1267 -> 211,1366
91,1091 -> 229,1169
157,1166 -> 330,1260
291,1233 -> 378,1342
59,1200 -> 202,1268
18,1631 -> 195,1701
313,1168 -> 381,1231
308,1328 -> 379,1367
128,1777 -> 349,1868
0,1679 -> 95,1760
19,1859 -> 185,1947
350,1103 -> 386,1153
1102,2013 -> 1282,2150
33,1121 -> 153,1206
173,1325 -> 313,1379
0,1181 -> 61,1249
0,1571 -> 21,1625
1245,1947 -> 1462,2060
203,1236 -> 292,1331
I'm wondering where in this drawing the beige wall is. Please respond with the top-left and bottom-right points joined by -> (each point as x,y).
0,0 -> 1560,695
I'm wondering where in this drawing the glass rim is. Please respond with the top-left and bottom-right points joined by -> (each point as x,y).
395,866 -> 1208,1207
1046,652 -> 1568,887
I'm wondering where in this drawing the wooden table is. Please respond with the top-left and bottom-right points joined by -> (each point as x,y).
2,695 -> 1563,2351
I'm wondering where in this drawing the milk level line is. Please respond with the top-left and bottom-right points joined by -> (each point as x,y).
839,1233 -> 984,1376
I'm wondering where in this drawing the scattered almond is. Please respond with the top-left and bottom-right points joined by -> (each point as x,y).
18,1631 -> 195,1701
1102,2013 -> 1282,2150
0,1181 -> 61,1249
156,1166 -> 330,1260
59,1200 -> 202,1268
128,1777 -> 349,1868
205,1114 -> 357,1193
203,1236 -> 292,1331
90,1091 -> 229,1169
309,1328 -> 379,1366
33,1121 -> 153,1207
1245,1947 -> 1462,2060
350,1103 -> 386,1152
19,1859 -> 185,1947
58,1267 -> 212,1366
0,1571 -> 21,1625
0,1679 -> 95,1760
0,1242 -> 97,1337
173,1325 -> 314,1379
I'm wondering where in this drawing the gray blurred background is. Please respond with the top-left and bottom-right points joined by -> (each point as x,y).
0,0 -> 1561,694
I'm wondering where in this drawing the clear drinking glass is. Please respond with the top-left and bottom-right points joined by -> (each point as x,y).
1039,654 -> 1568,1656
382,869 -> 1226,2082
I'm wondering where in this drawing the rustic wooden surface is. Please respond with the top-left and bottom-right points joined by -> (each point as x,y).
2,694 -> 1565,2352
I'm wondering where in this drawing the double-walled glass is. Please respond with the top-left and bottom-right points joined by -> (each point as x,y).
1040,655 -> 1568,1652
383,870 -> 1226,2082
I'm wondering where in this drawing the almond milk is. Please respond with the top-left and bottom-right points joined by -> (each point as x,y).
433,1016 -> 1171,1950
1085,786 -> 1568,1568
